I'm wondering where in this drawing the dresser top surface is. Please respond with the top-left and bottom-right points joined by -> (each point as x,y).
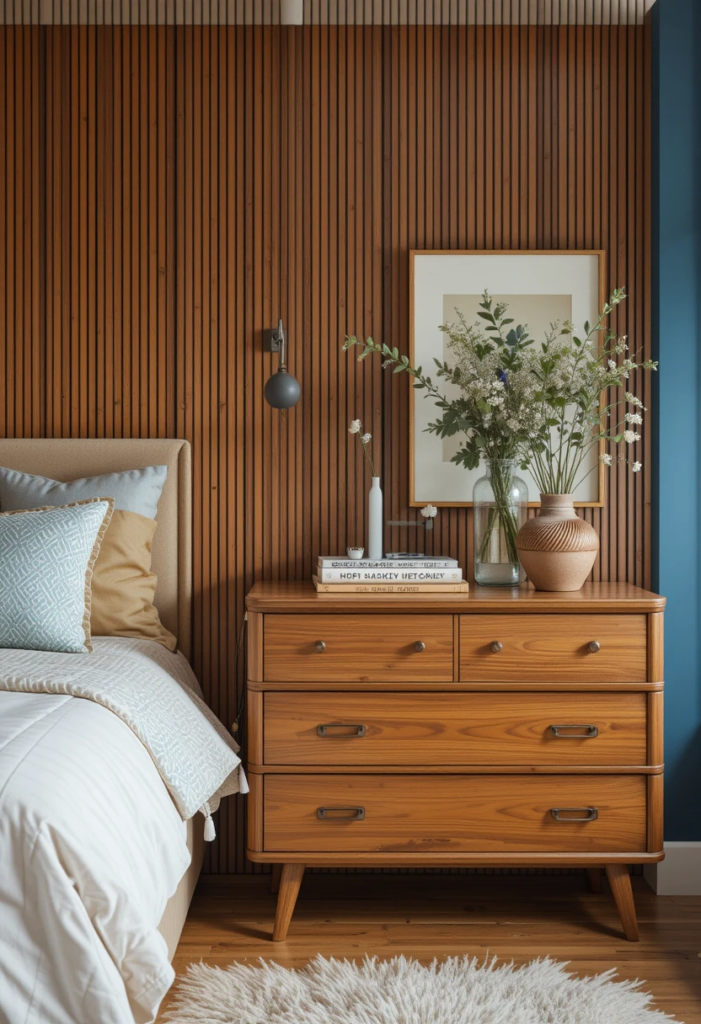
246,580 -> 665,614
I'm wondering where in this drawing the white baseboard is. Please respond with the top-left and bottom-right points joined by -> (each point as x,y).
643,842 -> 701,895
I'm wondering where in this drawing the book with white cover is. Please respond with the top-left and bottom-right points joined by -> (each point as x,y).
317,567 -> 463,583
317,556 -> 459,570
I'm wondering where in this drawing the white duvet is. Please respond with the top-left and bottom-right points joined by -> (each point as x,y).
0,638 -> 247,1024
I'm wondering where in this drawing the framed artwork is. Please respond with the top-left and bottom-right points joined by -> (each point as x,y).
409,250 -> 607,507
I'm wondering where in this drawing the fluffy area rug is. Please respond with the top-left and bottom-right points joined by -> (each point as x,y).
163,954 -> 678,1024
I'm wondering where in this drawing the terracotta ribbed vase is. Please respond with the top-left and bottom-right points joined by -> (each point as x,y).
516,494 -> 599,592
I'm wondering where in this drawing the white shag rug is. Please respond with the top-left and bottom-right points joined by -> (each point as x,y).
163,954 -> 679,1024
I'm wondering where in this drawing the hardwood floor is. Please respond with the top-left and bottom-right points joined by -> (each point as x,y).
159,873 -> 701,1022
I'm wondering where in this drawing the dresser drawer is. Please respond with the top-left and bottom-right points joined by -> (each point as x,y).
262,692 -> 648,766
459,614 -> 647,683
263,774 -> 647,853
263,614 -> 454,682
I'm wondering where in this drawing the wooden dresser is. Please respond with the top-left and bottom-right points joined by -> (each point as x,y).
245,581 -> 664,942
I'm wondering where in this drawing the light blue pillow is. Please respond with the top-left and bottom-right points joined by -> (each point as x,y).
0,464 -> 167,519
0,499 -> 114,653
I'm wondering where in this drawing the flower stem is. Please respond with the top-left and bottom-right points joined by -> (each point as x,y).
478,460 -> 521,565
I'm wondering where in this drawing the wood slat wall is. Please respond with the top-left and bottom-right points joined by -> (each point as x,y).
0,18 -> 651,873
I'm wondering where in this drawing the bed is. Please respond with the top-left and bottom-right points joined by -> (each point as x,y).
0,439 -> 237,1024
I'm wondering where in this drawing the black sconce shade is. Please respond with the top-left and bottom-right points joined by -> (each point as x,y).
264,318 -> 300,410
264,368 -> 301,409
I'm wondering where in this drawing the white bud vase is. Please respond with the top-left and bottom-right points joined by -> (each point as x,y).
368,477 -> 383,560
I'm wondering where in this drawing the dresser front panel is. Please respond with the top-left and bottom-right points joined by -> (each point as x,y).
459,614 -> 647,683
262,692 -> 649,766
263,774 -> 647,854
264,614 -> 454,682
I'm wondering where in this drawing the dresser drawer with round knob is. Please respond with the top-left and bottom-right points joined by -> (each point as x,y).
459,614 -> 647,683
263,614 -> 454,682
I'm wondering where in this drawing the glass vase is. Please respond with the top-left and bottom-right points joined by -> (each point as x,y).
473,459 -> 528,586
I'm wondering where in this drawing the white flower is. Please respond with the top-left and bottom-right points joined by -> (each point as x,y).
361,433 -> 372,444
349,419 -> 361,434
420,504 -> 438,518
625,392 -> 646,409
623,430 -> 640,444
625,412 -> 643,425
632,461 -> 642,473
600,453 -> 613,466
607,359 -> 617,370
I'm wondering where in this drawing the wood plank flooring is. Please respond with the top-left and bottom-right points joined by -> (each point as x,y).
159,873 -> 701,1022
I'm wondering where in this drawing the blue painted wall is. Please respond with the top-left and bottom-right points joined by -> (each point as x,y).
652,0 -> 701,839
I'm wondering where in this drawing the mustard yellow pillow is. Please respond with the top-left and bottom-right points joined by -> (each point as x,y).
90,509 -> 176,651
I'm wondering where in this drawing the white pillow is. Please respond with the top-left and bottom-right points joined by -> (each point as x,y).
0,498 -> 114,653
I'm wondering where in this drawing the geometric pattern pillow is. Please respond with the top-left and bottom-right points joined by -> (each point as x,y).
0,465 -> 176,650
0,498 -> 114,653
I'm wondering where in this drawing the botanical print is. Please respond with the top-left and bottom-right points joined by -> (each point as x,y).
408,251 -> 604,504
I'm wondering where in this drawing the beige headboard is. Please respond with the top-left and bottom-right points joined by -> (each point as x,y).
0,438 -> 192,658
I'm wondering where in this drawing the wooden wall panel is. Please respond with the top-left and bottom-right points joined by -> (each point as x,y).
44,25 -> 176,440
0,20 -> 651,873
0,26 -> 43,439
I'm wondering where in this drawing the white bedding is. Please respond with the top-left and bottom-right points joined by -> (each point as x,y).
0,638 -> 246,1024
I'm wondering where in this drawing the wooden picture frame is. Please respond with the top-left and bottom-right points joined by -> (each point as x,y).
409,250 -> 607,508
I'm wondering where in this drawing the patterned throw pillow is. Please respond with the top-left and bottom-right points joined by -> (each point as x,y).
0,498 -> 114,653
0,465 -> 176,650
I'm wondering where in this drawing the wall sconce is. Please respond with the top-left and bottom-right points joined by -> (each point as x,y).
280,0 -> 304,24
264,318 -> 301,410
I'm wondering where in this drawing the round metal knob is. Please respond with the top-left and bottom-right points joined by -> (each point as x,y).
414,641 -> 426,653
490,641 -> 503,653
313,640 -> 326,653
588,640 -> 601,654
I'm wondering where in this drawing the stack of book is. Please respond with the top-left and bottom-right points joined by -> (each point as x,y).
313,555 -> 468,594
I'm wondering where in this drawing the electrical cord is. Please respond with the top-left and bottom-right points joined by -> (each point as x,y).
230,611 -> 248,743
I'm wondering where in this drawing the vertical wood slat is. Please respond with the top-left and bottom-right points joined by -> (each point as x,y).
0,20 -> 651,873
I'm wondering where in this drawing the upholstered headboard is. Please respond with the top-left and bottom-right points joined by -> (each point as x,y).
0,439 -> 192,658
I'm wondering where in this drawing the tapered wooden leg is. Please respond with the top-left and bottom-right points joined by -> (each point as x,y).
586,867 -> 604,893
270,864 -> 282,895
272,864 -> 305,941
605,864 -> 639,941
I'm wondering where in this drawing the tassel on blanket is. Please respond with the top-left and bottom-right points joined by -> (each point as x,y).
200,801 -> 217,842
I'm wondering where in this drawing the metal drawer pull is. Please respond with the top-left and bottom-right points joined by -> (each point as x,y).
490,640 -> 503,653
588,640 -> 601,653
550,724 -> 599,739
317,724 -> 366,738
317,807 -> 366,821
414,641 -> 426,653
313,640 -> 326,653
551,807 -> 598,822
